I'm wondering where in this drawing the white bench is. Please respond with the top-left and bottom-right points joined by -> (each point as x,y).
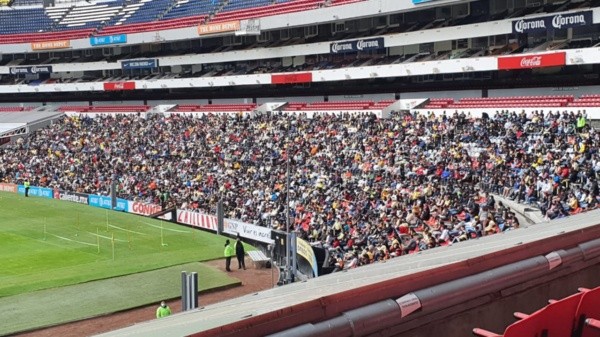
247,250 -> 270,269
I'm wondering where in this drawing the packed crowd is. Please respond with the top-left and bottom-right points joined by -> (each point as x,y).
0,109 -> 598,272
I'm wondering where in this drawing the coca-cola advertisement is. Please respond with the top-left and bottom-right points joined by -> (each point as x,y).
497,52 -> 566,70
103,81 -> 136,91
271,72 -> 313,84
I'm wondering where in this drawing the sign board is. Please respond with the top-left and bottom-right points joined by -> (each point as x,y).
271,72 -> 313,84
198,21 -> 240,35
10,66 -> 53,75
31,40 -> 70,50
512,11 -> 592,33
90,34 -> 127,46
235,19 -> 261,36
121,59 -> 159,70
498,52 -> 566,70
330,37 -> 385,54
103,82 -> 136,91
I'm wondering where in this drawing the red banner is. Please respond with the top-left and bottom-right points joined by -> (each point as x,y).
498,52 -> 566,70
271,72 -> 313,84
0,183 -> 17,193
130,201 -> 162,217
103,82 -> 136,91
176,210 -> 217,231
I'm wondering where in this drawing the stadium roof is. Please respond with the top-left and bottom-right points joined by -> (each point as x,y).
0,123 -> 25,134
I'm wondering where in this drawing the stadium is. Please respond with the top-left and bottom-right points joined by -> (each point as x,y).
0,0 -> 600,336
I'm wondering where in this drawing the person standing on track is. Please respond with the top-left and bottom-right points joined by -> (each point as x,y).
235,234 -> 246,270
224,239 -> 234,272
156,301 -> 171,319
24,179 -> 30,197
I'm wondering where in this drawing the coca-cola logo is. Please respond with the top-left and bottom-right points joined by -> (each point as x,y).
520,56 -> 542,68
499,52 -> 565,70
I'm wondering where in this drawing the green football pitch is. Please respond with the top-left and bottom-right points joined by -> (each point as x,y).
0,191 -> 243,335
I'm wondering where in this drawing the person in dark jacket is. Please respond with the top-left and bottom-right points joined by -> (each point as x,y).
235,234 -> 246,270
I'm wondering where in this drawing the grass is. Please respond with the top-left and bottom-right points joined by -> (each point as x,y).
0,191 -> 248,334
0,262 -> 239,336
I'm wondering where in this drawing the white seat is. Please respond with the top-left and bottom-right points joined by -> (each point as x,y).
247,250 -> 269,269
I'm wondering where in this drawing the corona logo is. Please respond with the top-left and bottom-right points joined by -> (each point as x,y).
514,19 -> 545,33
552,14 -> 585,30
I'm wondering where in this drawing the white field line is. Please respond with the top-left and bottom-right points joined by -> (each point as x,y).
108,224 -> 147,235
88,232 -> 129,243
141,221 -> 191,233
50,233 -> 98,247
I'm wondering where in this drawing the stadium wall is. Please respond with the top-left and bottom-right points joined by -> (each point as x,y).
488,85 -> 600,97
97,210 -> 600,337
329,93 -> 396,101
400,90 -> 481,100
413,107 -> 600,119
2,47 -> 600,94
256,96 -> 324,104
147,99 -> 209,105
212,98 -> 254,104
91,100 -> 145,106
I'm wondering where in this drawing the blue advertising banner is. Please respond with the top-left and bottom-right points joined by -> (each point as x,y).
121,59 -> 159,70
512,11 -> 592,34
54,190 -> 89,205
90,34 -> 127,46
88,194 -> 128,212
17,185 -> 53,199
330,37 -> 385,54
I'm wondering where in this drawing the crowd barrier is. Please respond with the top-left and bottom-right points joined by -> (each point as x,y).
1,183 -> 172,221
176,209 -> 274,244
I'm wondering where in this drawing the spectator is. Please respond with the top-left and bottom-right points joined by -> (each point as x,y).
235,234 -> 246,270
0,108 -> 597,273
